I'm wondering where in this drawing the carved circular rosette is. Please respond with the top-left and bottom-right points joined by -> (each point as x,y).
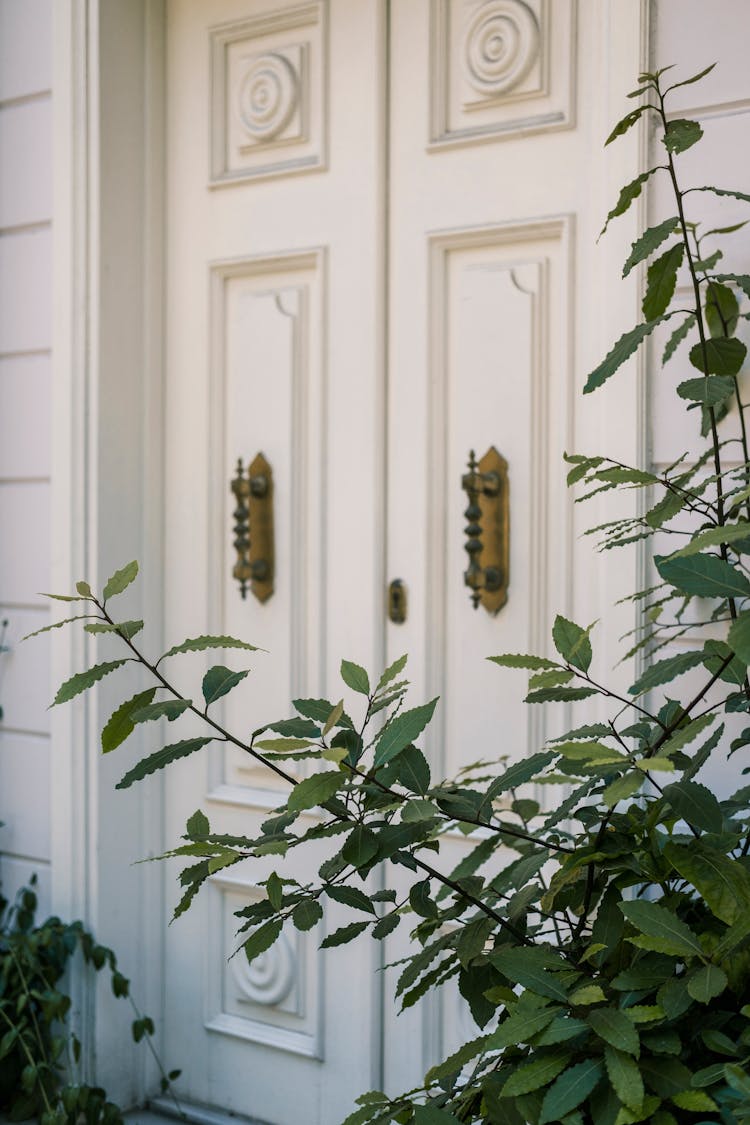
238,52 -> 298,141
232,929 -> 297,1008
464,0 -> 540,97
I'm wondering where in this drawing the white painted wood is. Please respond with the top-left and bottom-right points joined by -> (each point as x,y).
0,733 -> 50,859
0,855 -> 51,917
0,356 -> 51,478
0,607 -> 51,733
0,0 -> 52,103
0,483 -> 50,602
0,98 -> 53,228
0,228 -> 52,351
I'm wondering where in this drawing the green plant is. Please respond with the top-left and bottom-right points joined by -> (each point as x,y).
0,876 -> 181,1124
30,62 -> 750,1123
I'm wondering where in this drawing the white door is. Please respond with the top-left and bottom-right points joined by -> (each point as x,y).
162,2 -> 645,1121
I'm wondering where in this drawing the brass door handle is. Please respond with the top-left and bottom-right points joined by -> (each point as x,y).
231,452 -> 274,602
462,447 -> 509,614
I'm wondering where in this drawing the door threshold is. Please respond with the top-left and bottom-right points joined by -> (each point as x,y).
136,1096 -> 271,1125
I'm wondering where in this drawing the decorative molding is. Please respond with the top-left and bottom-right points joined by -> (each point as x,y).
429,0 -> 576,148
209,3 -> 327,185
205,873 -> 322,1058
426,218 -> 573,784
206,249 -> 327,795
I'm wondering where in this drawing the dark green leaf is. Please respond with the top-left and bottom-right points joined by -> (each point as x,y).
665,63 -> 716,92
584,319 -> 665,394
340,659 -> 370,695
655,552 -> 750,599
501,1053 -> 571,1098
662,780 -> 723,833
396,746 -> 431,794
663,313 -> 696,364
294,697 -> 353,728
22,613 -> 96,639
490,948 -> 569,1002
85,619 -> 143,639
677,375 -> 735,405
320,920 -> 370,948
605,107 -> 646,147
116,737 -> 213,789
132,698 -> 192,724
488,654 -> 560,671
101,688 -> 157,753
342,825 -> 379,869
628,649 -> 705,696
489,1008 -> 558,1049
412,1105 -> 460,1125
202,665 -> 249,707
538,1060 -> 604,1125
486,751 -> 556,801
706,283 -> 740,338
552,616 -> 592,672
103,560 -> 139,601
409,880 -> 438,919
663,118 -> 703,154
373,698 -> 439,767
689,337 -> 747,375
687,964 -> 727,1003
266,717 -> 321,738
53,660 -> 129,705
729,610 -> 750,663
161,634 -> 261,659
668,522 -> 750,558
372,913 -> 400,940
665,842 -> 750,925
186,809 -> 209,837
376,654 -> 408,692
623,217 -> 679,277
601,168 -> 662,236
619,900 -> 702,955
244,919 -> 282,963
287,771 -> 341,813
587,1009 -> 639,1056
293,899 -> 323,931
325,884 -> 376,914
643,243 -> 683,319
525,687 -> 599,704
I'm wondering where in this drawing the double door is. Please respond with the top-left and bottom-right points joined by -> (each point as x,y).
162,2 -> 640,1120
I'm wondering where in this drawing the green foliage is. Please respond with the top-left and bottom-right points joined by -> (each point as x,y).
0,877 -> 180,1124
31,63 -> 750,1125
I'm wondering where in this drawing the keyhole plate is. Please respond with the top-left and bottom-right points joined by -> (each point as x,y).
477,446 -> 509,615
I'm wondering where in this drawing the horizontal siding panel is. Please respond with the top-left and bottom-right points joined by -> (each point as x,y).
0,855 -> 50,918
0,481 -> 50,604
0,0 -> 52,103
0,97 -> 52,229
0,354 -> 51,478
0,605 -> 51,732
655,0 -> 750,114
0,732 -> 50,860
0,227 -> 52,352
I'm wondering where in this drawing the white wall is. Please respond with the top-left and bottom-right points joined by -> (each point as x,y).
0,0 -> 53,913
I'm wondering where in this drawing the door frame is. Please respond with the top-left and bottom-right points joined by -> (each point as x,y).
51,0 -> 652,1109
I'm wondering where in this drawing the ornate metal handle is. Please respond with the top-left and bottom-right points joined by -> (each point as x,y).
461,447 -> 509,614
231,452 -> 274,602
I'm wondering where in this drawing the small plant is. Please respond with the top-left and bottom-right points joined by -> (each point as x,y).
30,63 -> 750,1123
0,877 -> 181,1124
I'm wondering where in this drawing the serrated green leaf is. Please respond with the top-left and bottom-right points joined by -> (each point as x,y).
425,1036 -> 490,1086
663,313 -> 696,364
502,1053 -> 571,1098
323,700 -> 344,737
116,737 -> 213,789
101,688 -> 157,753
341,659 -> 370,695
588,1009 -> 640,1056
538,1059 -> 604,1124
486,751 -> 556,801
244,919 -> 282,963
103,560 -> 139,601
552,616 -> 593,672
706,282 -> 739,338
643,243 -> 683,319
489,1008 -> 558,1049
658,713 -> 716,757
22,614 -> 96,640
412,1106 -> 461,1125
325,884 -> 376,914
665,842 -> 750,925
376,654 -> 408,693
525,687 -> 599,704
628,650 -> 705,697
85,619 -> 143,639
584,320 -> 666,394
667,522 -> 750,558
604,1046 -> 644,1111
186,809 -> 209,837
728,610 -> 750,662
662,781 -> 723,833
53,659 -> 130,705
202,665 -> 250,707
601,168 -> 662,236
266,871 -> 283,910
342,825 -> 379,869
488,654 -> 561,671
373,698 -> 438,767
287,771 -> 341,813
255,738 -> 313,752
161,634 -> 261,659
655,552 -> 750,599
292,899 -> 323,931
623,217 -> 679,278
689,336 -> 747,376
605,107 -> 647,148
619,900 -> 702,956
320,920 -> 370,949
132,698 -> 192,724
677,374 -> 735,405
687,964 -> 727,1003
664,63 -> 716,92
671,1090 -> 717,1112
663,118 -> 702,154
490,948 -> 569,1003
